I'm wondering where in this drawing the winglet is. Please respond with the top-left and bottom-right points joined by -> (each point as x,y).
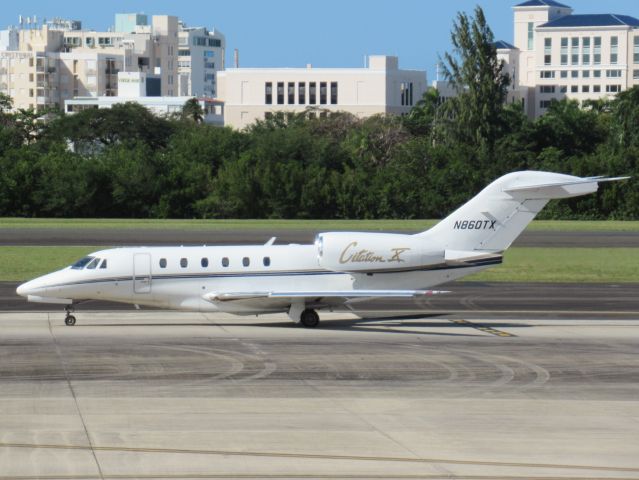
264,237 -> 277,246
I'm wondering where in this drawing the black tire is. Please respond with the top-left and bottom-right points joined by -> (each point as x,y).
300,309 -> 319,328
65,315 -> 76,326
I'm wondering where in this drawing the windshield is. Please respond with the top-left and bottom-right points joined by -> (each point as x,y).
70,256 -> 95,270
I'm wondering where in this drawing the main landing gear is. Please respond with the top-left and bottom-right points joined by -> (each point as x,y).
64,305 -> 76,326
300,309 -> 320,329
288,303 -> 320,328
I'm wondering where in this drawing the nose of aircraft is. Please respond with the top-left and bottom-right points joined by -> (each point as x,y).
16,278 -> 46,297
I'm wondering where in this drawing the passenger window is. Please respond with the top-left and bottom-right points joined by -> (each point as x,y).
263,257 -> 270,267
159,258 -> 167,268
99,259 -> 107,269
180,258 -> 188,268
221,257 -> 229,267
201,257 -> 209,268
86,258 -> 100,269
243,257 -> 250,267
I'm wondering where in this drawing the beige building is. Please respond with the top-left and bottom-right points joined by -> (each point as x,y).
218,55 -> 426,129
0,13 -> 224,112
433,1 -> 639,118
513,0 -> 639,116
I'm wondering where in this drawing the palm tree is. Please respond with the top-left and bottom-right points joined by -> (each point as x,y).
181,98 -> 204,123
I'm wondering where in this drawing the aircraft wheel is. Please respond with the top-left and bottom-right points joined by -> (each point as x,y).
300,309 -> 319,328
65,315 -> 76,326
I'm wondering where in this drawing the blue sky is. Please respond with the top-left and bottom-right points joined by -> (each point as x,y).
5,1 -> 639,80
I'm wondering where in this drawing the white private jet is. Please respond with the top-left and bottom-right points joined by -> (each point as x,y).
17,171 -> 627,328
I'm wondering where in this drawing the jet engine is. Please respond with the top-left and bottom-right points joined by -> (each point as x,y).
315,232 -> 444,273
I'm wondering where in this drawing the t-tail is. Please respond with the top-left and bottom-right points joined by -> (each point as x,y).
418,171 -> 629,254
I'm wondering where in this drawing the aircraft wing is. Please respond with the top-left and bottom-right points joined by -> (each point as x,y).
203,289 -> 448,310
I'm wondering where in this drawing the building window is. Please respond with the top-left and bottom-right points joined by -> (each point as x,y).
528,22 -> 534,50
593,37 -> 601,65
571,70 -> 578,78
593,85 -> 601,93
606,70 -> 622,78
540,71 -> 555,79
221,257 -> 229,267
582,85 -> 590,93
265,82 -> 272,105
539,85 -> 555,93
571,85 -> 578,93
277,82 -> 284,104
606,85 -> 621,93
159,258 -> 167,268
560,70 -> 568,78
634,69 -> 639,80
634,36 -> 639,63
242,257 -> 250,267
560,85 -> 567,93
330,82 -> 338,104
571,37 -> 579,65
201,258 -> 209,268
180,258 -> 188,268
610,36 -> 618,65
287,82 -> 295,104
263,257 -> 271,267
319,82 -> 327,104
309,82 -> 316,104
539,100 -> 552,109
582,70 -> 590,78
582,37 -> 590,65
593,70 -> 601,78
298,82 -> 306,104
544,37 -> 552,65
560,37 -> 568,66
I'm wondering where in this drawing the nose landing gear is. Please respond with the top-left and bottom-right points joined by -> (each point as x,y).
64,305 -> 76,326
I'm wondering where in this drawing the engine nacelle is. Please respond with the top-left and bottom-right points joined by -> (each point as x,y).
316,232 -> 444,273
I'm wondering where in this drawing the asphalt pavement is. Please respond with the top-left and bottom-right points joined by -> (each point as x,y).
2,227 -> 639,247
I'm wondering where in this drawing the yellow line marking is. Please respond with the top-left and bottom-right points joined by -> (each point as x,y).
0,442 -> 637,473
449,319 -> 516,337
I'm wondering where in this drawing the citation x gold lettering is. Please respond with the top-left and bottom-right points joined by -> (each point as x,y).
339,241 -> 410,264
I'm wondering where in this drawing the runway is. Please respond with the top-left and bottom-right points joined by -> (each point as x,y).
2,226 -> 638,478
0,309 -> 638,479
3,280 -> 639,318
2,226 -> 639,247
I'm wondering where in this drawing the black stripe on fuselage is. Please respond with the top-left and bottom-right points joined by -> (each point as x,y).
45,257 -> 502,289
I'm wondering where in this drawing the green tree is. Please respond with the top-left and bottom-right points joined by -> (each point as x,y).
181,98 -> 204,123
438,5 -> 510,149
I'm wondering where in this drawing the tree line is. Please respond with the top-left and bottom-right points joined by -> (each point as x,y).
0,7 -> 637,220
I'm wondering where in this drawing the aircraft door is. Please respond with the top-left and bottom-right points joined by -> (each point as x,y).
133,253 -> 152,294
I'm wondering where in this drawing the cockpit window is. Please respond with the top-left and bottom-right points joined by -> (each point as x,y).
86,258 -> 100,269
71,256 -> 95,270
99,259 -> 107,269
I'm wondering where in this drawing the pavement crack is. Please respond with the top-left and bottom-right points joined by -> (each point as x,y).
47,317 -> 105,480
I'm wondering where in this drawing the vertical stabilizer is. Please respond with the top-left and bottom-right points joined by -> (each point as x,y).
417,171 -> 626,253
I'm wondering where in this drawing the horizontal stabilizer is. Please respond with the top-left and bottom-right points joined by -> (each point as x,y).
503,176 -> 629,199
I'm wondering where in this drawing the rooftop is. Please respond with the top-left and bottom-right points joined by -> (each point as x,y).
494,40 -> 517,50
515,0 -> 571,8
540,13 -> 639,28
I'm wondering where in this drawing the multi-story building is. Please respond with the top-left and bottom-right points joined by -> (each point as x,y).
217,55 -> 427,129
64,71 -> 224,125
434,1 -> 639,118
177,24 -> 225,97
0,13 -> 224,112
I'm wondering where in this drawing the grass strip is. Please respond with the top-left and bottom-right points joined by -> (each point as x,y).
0,218 -> 639,232
2,246 -> 638,283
